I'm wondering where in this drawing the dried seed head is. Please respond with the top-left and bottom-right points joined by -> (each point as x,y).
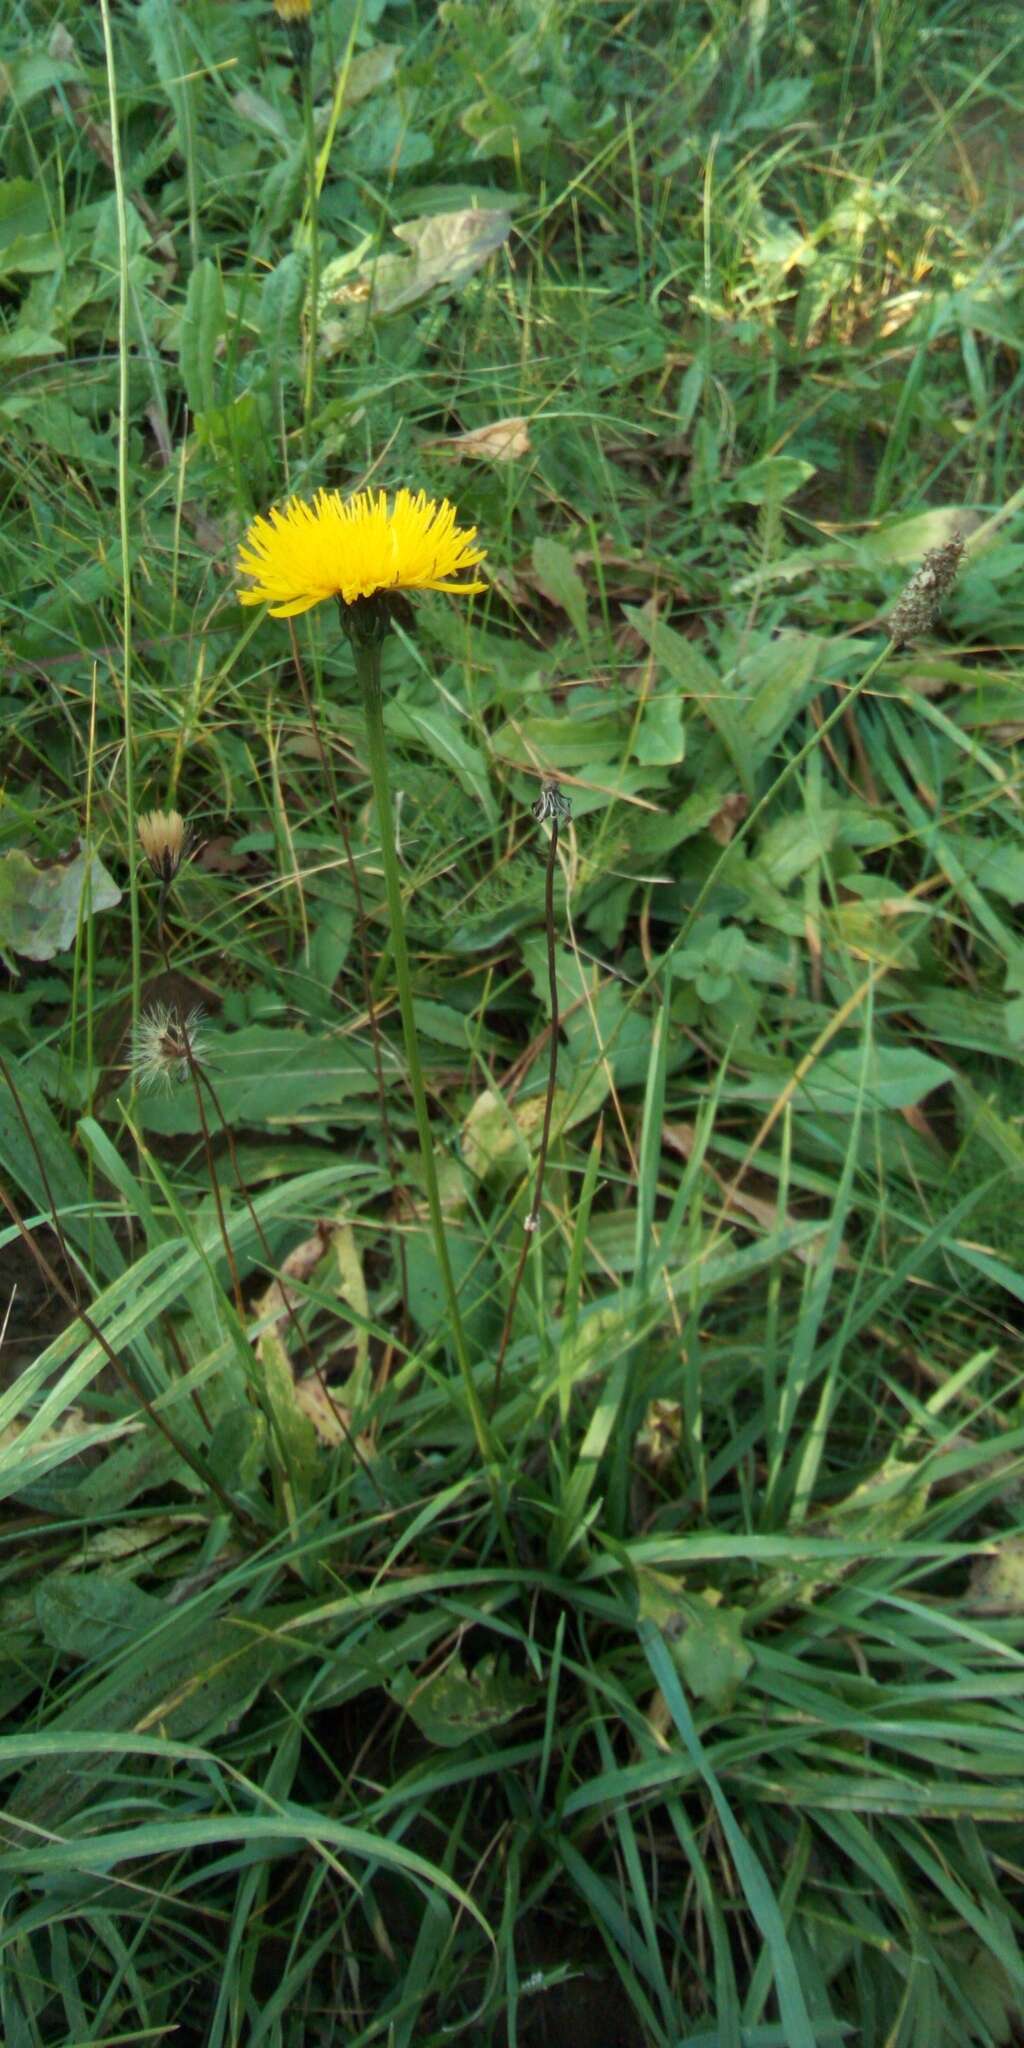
532,781 -> 573,824
137,809 -> 189,885
887,530 -> 965,647
131,1003 -> 207,1091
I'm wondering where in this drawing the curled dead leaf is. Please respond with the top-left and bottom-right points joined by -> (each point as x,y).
440,416 -> 530,464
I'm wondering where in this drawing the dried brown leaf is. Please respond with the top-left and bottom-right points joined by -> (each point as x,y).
440,416 -> 530,464
293,1376 -> 353,1447
707,793 -> 749,846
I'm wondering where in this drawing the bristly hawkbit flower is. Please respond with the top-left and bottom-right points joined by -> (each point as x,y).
236,487 -> 487,622
137,809 -> 189,885
887,529 -> 965,647
131,1003 -> 207,1091
273,0 -> 311,18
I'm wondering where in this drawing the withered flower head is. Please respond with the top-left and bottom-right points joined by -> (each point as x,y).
532,781 -> 573,824
137,809 -> 189,885
887,530 -> 965,647
131,1002 -> 207,1091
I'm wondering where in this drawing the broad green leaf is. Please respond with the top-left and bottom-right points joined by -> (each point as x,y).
737,76 -> 812,129
0,177 -> 57,279
738,629 -> 824,751
229,87 -> 290,146
0,52 -> 79,109
531,537 -> 590,641
412,999 -> 476,1050
305,887 -> 353,1012
137,1025 -> 381,1134
0,323 -> 62,362
386,701 -> 497,821
730,455 -> 816,504
20,1430 -> 184,1517
6,1610 -> 300,1835
624,606 -> 754,791
671,1597 -> 753,1713
633,694 -> 685,765
404,1223 -> 500,1353
490,708 -> 623,767
959,833 -> 1024,905
180,256 -> 227,416
36,1572 -> 165,1661
819,1459 -> 931,1542
390,1651 -> 533,1747
0,846 -> 121,962
734,1046 -> 952,1116
260,250 -> 306,380
757,808 -> 838,889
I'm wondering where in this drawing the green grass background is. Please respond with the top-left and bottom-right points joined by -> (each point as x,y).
2,0 -> 1024,2042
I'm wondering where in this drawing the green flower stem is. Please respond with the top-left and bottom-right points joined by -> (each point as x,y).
355,639 -> 497,1466
99,0 -> 141,1057
300,60 -> 319,461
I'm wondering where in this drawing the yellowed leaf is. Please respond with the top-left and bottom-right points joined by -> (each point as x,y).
251,1221 -> 333,1332
0,1405 -> 89,1453
368,208 -> 512,316
342,45 -> 402,106
293,1375 -> 352,1447
635,1398 -> 682,1474
329,1221 -> 369,1383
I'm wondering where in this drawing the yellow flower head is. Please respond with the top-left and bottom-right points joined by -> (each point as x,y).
273,0 -> 311,20
237,488 -> 487,619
